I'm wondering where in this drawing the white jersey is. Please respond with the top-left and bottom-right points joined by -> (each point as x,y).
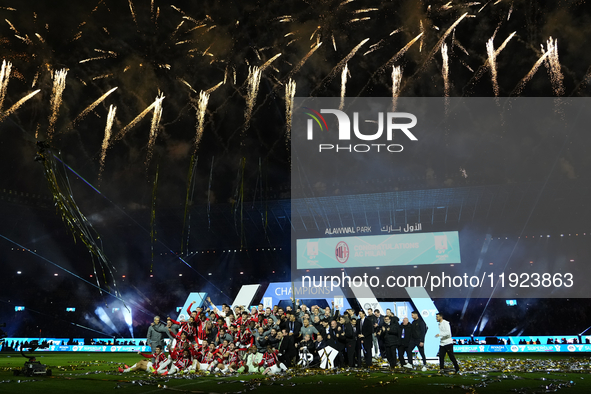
438,319 -> 453,346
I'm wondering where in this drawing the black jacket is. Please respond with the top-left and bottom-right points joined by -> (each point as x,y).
278,334 -> 296,355
297,339 -> 316,353
358,317 -> 374,338
281,320 -> 302,338
326,326 -> 346,351
410,318 -> 427,342
399,323 -> 411,346
380,322 -> 400,346
344,322 -> 356,342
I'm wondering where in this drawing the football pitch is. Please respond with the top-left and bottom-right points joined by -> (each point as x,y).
1,352 -> 590,393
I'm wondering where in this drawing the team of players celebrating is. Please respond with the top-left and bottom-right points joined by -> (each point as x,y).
120,297 -> 443,376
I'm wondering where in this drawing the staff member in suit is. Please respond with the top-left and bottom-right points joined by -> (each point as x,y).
357,310 -> 374,367
344,316 -> 358,367
281,313 -> 302,340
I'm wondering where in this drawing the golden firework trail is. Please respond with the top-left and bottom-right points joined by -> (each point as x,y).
510,51 -> 550,96
5,19 -> 19,34
349,17 -> 370,23
244,66 -> 262,132
193,90 -> 209,152
478,0 -> 493,13
311,38 -> 369,95
277,15 -> 293,23
146,94 -> 164,166
128,0 -> 138,27
172,21 -> 184,37
285,78 -> 296,146
441,2 -> 453,11
496,31 -> 516,54
79,49 -> 117,64
242,54 -> 281,133
72,87 -> 118,126
288,42 -> 321,80
363,29 -> 402,56
260,53 -> 282,71
486,38 -> 499,97
310,26 -> 320,41
114,98 -> 161,141
542,37 -> 565,97
92,74 -> 113,80
442,43 -> 450,97
48,68 -> 68,140
15,34 -> 32,45
339,63 -> 349,110
0,89 -> 40,121
179,78 -> 197,93
391,66 -> 402,111
384,33 -> 423,71
206,80 -> 224,94
419,20 -> 425,52
99,105 -> 117,181
417,13 -> 468,76
454,39 -> 470,56
356,32 -> 423,98
465,32 -> 515,91
0,60 -> 12,111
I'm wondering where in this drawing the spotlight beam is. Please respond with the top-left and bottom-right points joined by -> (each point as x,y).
0,232 -> 154,316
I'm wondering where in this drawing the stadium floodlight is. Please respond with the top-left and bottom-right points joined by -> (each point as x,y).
15,306 -> 25,312
66,307 -> 76,312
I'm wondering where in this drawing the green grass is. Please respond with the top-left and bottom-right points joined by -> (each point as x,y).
0,352 -> 590,393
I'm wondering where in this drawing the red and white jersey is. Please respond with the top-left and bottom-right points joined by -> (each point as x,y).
237,329 -> 254,347
170,319 -> 196,341
140,352 -> 166,368
216,345 -> 230,362
259,350 -> 279,367
235,316 -> 250,327
189,346 -> 202,362
196,319 -> 209,340
173,354 -> 192,369
173,337 -> 190,352
202,348 -> 219,364
228,350 -> 242,365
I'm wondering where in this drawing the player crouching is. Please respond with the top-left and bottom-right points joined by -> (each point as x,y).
162,347 -> 192,375
259,345 -> 287,375
197,342 -> 220,373
217,343 -> 245,374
